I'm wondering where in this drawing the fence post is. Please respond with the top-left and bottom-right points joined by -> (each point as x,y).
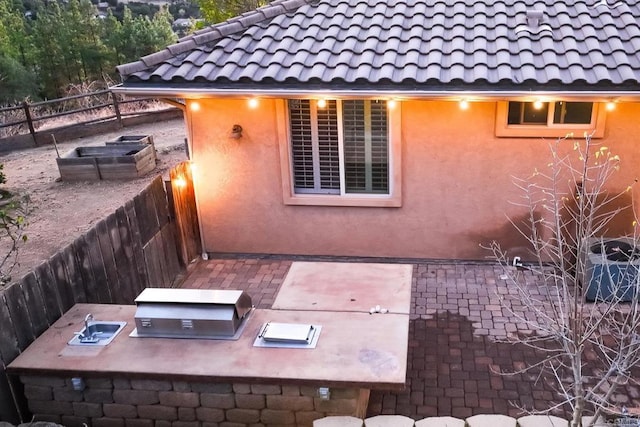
21,102 -> 36,145
110,91 -> 123,127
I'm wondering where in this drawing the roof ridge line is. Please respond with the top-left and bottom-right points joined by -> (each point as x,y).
116,0 -> 312,78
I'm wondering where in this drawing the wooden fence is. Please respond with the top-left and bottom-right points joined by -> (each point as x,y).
0,163 -> 200,423
0,90 -> 182,151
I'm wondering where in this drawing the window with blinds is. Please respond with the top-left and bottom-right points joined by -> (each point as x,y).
288,99 -> 389,196
343,100 -> 388,194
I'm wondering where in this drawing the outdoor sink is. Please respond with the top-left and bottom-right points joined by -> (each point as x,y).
68,321 -> 127,346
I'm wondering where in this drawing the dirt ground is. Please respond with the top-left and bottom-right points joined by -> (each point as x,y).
0,118 -> 188,283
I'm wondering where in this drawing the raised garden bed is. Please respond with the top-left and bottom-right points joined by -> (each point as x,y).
56,143 -> 156,181
106,135 -> 156,160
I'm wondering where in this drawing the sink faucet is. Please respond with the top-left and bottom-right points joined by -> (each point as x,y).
84,313 -> 94,331
74,313 -> 98,343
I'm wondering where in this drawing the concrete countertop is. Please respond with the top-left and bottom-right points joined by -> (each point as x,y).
8,303 -> 409,390
9,262 -> 413,390
273,262 -> 413,314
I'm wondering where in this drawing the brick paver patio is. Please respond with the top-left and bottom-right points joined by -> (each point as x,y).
180,256 -> 640,420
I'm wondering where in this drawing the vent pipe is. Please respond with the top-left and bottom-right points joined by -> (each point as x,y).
526,8 -> 545,27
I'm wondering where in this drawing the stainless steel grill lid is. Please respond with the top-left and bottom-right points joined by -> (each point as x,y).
131,288 -> 253,340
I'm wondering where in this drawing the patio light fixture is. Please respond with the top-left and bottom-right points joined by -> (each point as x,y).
248,98 -> 259,109
189,101 -> 200,112
606,101 -> 617,111
317,99 -> 327,108
459,99 -> 469,110
388,99 -> 397,109
533,100 -> 544,109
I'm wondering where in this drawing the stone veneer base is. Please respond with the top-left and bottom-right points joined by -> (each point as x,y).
19,375 -> 370,427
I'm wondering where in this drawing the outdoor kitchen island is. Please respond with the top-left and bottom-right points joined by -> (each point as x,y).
8,262 -> 413,427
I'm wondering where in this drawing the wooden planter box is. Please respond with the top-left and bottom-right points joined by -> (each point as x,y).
106,135 -> 156,160
56,143 -> 156,181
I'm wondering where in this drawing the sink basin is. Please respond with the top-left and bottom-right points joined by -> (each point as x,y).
68,321 -> 127,346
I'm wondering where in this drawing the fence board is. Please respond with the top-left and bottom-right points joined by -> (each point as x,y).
105,213 -> 135,304
33,263 -> 62,324
48,253 -> 74,313
61,243 -> 87,304
143,235 -> 164,288
114,207 -> 141,299
169,162 -> 201,266
2,286 -> 34,351
124,200 -> 149,292
0,296 -> 19,363
73,234 -> 99,304
96,219 -> 120,303
19,272 -> 49,337
0,371 -> 20,423
0,302 -> 20,423
134,183 -> 160,244
156,226 -> 171,287
151,176 -> 170,229
161,224 -> 181,286
84,228 -> 112,303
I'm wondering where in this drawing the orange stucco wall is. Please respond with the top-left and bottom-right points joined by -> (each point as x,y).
188,98 -> 640,260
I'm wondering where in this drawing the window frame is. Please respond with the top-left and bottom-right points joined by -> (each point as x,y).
277,99 -> 402,207
495,101 -> 606,138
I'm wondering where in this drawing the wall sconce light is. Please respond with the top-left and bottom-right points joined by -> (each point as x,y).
533,100 -> 544,110
317,99 -> 327,108
248,98 -> 259,109
189,101 -> 200,112
231,124 -> 243,139
459,100 -> 469,110
606,101 -> 616,111
388,99 -> 397,109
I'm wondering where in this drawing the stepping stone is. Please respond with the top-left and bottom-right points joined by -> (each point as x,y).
466,414 -> 517,427
365,415 -> 415,427
518,415 -> 568,427
415,416 -> 466,426
313,416 -> 364,427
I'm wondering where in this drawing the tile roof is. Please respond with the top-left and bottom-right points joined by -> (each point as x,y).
116,0 -> 640,92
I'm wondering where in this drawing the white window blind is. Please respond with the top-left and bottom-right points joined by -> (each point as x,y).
288,99 -> 389,196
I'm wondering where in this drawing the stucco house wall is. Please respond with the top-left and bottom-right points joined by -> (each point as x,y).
189,98 -> 640,260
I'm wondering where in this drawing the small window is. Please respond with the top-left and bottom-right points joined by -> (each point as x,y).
278,99 -> 402,207
552,101 -> 593,124
497,101 -> 605,138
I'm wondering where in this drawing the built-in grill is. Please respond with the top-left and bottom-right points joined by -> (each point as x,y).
131,288 -> 253,340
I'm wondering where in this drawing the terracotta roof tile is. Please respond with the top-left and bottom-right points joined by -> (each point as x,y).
116,0 -> 640,91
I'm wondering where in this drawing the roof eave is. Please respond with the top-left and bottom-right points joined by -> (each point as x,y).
110,84 -> 640,102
